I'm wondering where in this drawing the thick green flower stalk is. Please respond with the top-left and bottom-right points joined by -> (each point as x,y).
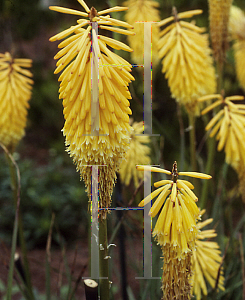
123,0 -> 160,67
49,1 -> 135,215
208,0 -> 233,67
199,94 -> 245,169
192,209 -> 225,300
157,8 -> 216,115
229,6 -> 245,90
119,120 -> 151,186
0,52 -> 33,152
137,162 -> 211,299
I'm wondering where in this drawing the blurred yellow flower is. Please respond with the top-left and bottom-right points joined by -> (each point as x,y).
0,52 -> 33,152
208,0 -> 233,66
199,94 -> 245,169
192,210 -> 225,300
229,5 -> 245,40
123,0 -> 160,67
119,120 -> 151,186
157,8 -> 216,114
229,6 -> 245,90
233,40 -> 245,90
49,1 -> 135,215
137,162 -> 211,258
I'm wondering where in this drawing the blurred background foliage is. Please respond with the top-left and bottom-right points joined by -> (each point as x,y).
0,0 -> 245,299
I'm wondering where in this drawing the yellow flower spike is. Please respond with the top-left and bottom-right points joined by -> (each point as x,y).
119,121 -> 151,186
229,5 -> 245,40
192,212 -> 225,300
49,1 -> 135,217
137,161 -> 211,254
158,7 -> 216,115
123,0 -> 160,67
233,40 -> 245,90
200,93 -> 245,168
0,52 -> 33,152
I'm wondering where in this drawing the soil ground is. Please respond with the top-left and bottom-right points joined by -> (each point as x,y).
0,235 -> 143,300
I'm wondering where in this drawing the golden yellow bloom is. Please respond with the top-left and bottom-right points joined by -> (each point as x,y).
199,94 -> 245,169
123,0 -> 160,67
233,40 -> 245,90
0,52 -> 33,152
192,210 -> 225,300
229,6 -> 245,40
137,162 -> 211,258
229,6 -> 245,90
157,8 -> 216,114
119,120 -> 151,186
49,1 -> 135,215
137,162 -> 211,299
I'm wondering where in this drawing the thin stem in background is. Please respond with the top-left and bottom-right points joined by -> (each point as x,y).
200,59 -> 224,208
99,216 -> 109,300
176,103 -> 185,172
45,213 -> 55,300
187,112 -> 200,196
1,143 -> 21,300
239,233 -> 245,300
5,149 -> 35,300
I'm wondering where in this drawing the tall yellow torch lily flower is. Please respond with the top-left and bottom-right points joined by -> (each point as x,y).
192,210 -> 225,300
0,52 -> 33,153
199,94 -> 245,169
123,0 -> 160,68
137,161 -> 212,299
157,8 -> 216,115
229,6 -> 245,90
119,120 -> 151,186
49,1 -> 135,216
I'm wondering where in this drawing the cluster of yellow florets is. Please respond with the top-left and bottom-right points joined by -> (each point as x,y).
0,52 -> 33,152
157,8 -> 216,114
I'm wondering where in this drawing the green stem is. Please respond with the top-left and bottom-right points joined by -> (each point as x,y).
99,216 -> 109,300
188,112 -> 197,172
6,153 -> 34,300
188,113 -> 200,194
200,60 -> 224,208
